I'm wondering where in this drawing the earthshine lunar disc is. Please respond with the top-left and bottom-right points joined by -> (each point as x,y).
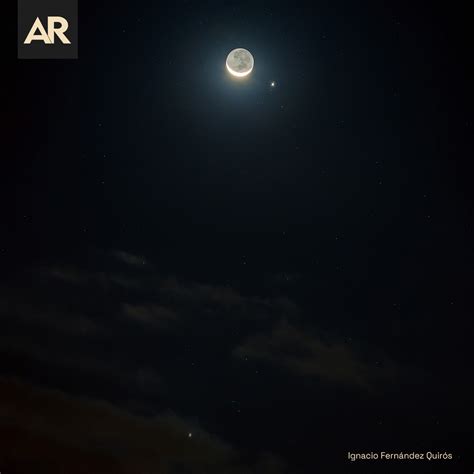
226,48 -> 254,78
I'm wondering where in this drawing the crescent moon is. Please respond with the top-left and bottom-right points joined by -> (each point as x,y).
226,48 -> 254,78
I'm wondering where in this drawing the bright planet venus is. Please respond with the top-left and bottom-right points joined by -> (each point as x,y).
226,48 -> 254,78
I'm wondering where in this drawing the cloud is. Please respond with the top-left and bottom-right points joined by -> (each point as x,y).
0,297 -> 101,336
40,265 -> 90,285
264,272 -> 301,288
0,252 -> 403,472
122,303 -> 178,328
111,250 -> 148,267
161,276 -> 299,321
234,320 -> 390,390
3,258 -> 391,396
0,335 -> 165,399
37,264 -> 143,290
0,376 -> 284,474
0,289 -> 165,398
32,261 -> 300,329
161,277 -> 248,308
0,259 -> 294,472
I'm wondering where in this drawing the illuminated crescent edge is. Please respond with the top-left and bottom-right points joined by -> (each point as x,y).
226,60 -> 254,77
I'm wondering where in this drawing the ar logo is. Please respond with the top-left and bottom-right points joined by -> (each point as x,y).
23,16 -> 71,44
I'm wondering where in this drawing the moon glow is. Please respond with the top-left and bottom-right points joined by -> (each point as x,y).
226,48 -> 254,78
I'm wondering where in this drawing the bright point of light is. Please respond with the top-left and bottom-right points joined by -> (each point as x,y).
188,432 -> 193,438
271,81 -> 276,87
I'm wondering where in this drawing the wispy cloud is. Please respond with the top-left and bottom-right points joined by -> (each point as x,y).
0,376 -> 285,474
0,298 -> 101,336
161,276 -> 300,321
122,303 -> 178,328
111,250 -> 148,267
234,320 -> 392,390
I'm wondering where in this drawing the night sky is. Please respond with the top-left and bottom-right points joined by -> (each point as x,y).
4,1 -> 474,473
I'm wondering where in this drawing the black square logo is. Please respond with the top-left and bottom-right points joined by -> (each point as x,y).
18,0 -> 78,59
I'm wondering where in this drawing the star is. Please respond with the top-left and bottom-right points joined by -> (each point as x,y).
270,81 -> 276,87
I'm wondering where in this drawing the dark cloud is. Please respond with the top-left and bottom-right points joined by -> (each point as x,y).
234,320 -> 395,390
111,250 -> 149,267
122,303 -> 178,328
0,257 -> 300,472
0,298 -> 101,336
0,283 -> 166,399
0,253 -> 404,474
264,272 -> 301,289
0,333 -> 165,400
1,257 -> 397,395
38,264 -> 142,290
39,265 -> 91,285
162,276 -> 246,308
34,262 -> 300,326
161,276 -> 300,322
1,257 -> 399,393
0,376 -> 284,474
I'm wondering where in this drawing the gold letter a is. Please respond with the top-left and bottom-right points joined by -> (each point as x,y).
24,17 -> 52,44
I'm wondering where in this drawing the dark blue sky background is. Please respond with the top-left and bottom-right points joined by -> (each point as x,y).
4,1 -> 473,473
